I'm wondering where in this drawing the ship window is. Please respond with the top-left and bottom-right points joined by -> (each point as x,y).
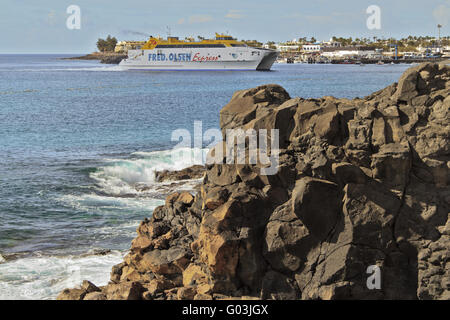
230,44 -> 247,47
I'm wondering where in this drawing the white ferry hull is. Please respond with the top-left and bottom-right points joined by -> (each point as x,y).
119,47 -> 278,71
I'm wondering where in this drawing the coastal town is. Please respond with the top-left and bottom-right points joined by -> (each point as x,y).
109,33 -> 450,65
268,35 -> 449,64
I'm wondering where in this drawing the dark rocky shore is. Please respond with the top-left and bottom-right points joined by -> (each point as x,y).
155,165 -> 206,183
59,62 -> 449,300
63,52 -> 127,64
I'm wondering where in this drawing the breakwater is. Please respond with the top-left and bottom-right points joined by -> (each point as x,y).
63,52 -> 127,64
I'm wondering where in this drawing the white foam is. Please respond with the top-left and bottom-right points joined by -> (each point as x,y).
56,66 -> 126,72
57,193 -> 164,216
2,66 -> 126,72
0,148 -> 207,300
91,148 -> 207,196
0,251 -> 125,300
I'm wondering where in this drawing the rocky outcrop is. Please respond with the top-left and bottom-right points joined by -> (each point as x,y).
100,54 -> 127,64
63,52 -> 127,64
155,165 -> 206,182
59,62 -> 449,300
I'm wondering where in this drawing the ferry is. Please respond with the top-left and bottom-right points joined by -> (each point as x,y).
119,33 -> 278,71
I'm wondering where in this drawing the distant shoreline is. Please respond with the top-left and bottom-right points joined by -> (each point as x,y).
62,52 -> 127,64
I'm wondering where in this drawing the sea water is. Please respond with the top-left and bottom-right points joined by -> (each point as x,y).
0,54 -> 411,299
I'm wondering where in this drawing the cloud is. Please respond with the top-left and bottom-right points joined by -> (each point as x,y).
177,18 -> 185,25
188,15 -> 213,24
225,10 -> 245,19
433,4 -> 450,26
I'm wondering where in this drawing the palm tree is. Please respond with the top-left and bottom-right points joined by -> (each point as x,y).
438,24 -> 442,46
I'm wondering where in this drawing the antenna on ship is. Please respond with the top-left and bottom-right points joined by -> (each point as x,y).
166,26 -> 171,38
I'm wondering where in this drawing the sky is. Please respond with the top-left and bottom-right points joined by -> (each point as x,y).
0,0 -> 449,53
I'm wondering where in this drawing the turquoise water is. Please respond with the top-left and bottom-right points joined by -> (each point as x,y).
0,54 -> 411,299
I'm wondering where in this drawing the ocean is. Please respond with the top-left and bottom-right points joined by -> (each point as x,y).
0,54 -> 411,299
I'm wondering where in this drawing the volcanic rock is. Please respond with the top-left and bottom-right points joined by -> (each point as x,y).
155,165 -> 206,182
59,62 -> 449,300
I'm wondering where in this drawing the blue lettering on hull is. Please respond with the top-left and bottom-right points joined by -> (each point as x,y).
149,53 -> 192,62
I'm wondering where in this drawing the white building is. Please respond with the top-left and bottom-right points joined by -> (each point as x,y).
321,39 -> 342,48
442,46 -> 450,57
321,46 -> 376,59
276,44 -> 300,52
114,41 -> 147,53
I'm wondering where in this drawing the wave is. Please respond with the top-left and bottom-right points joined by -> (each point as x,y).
0,66 -> 126,72
90,147 -> 207,196
58,193 -> 164,215
54,66 -> 126,72
0,148 -> 207,300
0,250 -> 125,300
